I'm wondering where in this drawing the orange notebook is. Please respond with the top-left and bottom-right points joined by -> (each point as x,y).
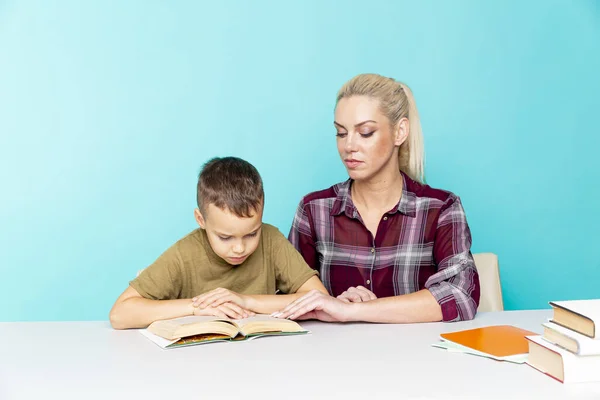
440,325 -> 537,357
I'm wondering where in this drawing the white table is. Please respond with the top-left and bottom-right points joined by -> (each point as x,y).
1,310 -> 599,400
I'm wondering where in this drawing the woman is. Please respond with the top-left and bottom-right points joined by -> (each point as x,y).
274,73 -> 480,323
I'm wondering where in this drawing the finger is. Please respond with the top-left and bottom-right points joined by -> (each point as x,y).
197,291 -> 229,308
273,292 -> 314,316
202,294 -> 235,309
291,310 -> 318,321
348,293 -> 363,302
220,303 -> 245,319
217,304 -> 242,319
191,293 -> 210,305
349,286 -> 371,302
277,293 -> 323,319
347,287 -> 367,301
192,288 -> 222,306
277,290 -> 321,315
355,286 -> 377,301
222,302 -> 248,318
286,299 -> 323,320
339,290 -> 362,303
337,291 -> 349,300
210,308 -> 228,319
272,293 -> 316,318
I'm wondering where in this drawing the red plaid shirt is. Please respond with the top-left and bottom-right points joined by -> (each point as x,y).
288,173 -> 480,322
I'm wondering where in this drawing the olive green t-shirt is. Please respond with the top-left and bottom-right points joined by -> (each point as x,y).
130,223 -> 318,300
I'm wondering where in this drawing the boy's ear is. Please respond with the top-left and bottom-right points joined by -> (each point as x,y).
194,208 -> 206,229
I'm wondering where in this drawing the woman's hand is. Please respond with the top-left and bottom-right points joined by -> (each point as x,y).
271,290 -> 354,322
337,286 -> 377,303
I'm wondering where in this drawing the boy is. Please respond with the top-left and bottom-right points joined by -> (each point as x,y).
110,157 -> 326,329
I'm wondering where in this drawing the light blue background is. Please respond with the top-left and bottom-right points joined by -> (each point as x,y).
1,1 -> 599,321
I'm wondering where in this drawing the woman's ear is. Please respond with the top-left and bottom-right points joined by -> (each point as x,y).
394,117 -> 410,146
194,208 -> 206,229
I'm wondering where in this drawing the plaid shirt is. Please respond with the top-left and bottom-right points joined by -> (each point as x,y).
288,173 -> 480,322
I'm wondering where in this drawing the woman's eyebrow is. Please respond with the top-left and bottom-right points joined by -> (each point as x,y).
334,120 -> 377,129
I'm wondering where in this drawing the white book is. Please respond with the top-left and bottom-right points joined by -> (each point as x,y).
549,299 -> 600,339
526,335 -> 600,383
543,321 -> 600,356
431,339 -> 528,364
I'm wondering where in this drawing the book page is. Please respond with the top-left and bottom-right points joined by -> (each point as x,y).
161,315 -> 234,326
526,335 -> 600,383
234,315 -> 306,336
543,321 -> 600,355
551,300 -> 600,324
139,329 -> 180,349
147,315 -> 240,340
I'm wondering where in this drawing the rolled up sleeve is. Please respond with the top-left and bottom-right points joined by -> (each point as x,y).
426,196 -> 480,322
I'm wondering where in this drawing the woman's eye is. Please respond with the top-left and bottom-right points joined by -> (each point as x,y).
360,131 -> 375,138
336,131 -> 347,137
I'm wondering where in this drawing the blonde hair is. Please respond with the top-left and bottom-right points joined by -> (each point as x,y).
336,73 -> 425,183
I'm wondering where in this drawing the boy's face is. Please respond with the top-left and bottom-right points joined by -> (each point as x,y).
194,203 -> 263,266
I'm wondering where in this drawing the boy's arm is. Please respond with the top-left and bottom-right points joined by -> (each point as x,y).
192,276 -> 328,315
246,276 -> 328,314
109,286 -> 195,329
109,286 -> 252,330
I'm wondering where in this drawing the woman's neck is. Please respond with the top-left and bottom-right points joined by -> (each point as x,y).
351,169 -> 404,212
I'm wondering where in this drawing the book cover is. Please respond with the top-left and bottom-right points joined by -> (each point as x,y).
439,325 -> 537,358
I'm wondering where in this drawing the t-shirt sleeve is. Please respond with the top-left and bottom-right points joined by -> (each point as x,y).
129,243 -> 183,300
268,226 -> 319,294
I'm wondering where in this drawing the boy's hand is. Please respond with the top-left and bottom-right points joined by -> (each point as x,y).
192,288 -> 252,312
337,286 -> 377,303
192,302 -> 253,319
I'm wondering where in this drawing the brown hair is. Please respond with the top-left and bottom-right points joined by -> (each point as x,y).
336,73 -> 425,183
197,157 -> 264,218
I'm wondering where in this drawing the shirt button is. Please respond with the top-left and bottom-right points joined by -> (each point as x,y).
383,216 -> 388,221
366,279 -> 371,285
370,247 -> 375,253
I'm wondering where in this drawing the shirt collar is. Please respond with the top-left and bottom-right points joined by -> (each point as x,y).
330,172 -> 417,218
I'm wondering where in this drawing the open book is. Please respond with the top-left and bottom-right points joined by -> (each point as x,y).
140,315 -> 308,349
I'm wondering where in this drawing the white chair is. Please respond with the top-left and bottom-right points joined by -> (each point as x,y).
472,252 -> 504,312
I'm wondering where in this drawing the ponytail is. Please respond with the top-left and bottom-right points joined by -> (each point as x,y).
399,83 -> 425,183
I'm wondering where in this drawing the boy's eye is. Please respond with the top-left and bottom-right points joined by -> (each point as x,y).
218,236 -> 231,241
246,232 -> 258,238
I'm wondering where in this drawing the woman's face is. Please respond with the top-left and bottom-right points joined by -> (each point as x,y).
334,95 -> 407,182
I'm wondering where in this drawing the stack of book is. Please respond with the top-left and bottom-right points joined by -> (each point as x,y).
526,299 -> 600,383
